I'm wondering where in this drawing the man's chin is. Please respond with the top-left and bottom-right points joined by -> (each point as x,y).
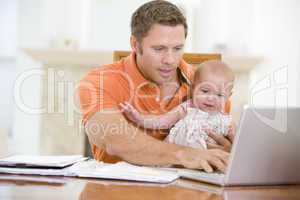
153,78 -> 170,86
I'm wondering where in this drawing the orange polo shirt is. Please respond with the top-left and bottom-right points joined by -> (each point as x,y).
79,53 -> 230,163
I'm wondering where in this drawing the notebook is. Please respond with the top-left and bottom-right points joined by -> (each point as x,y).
0,155 -> 87,168
71,160 -> 179,183
0,159 -> 179,184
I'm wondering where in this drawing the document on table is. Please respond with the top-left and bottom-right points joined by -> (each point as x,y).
0,157 -> 179,184
0,155 -> 222,184
70,160 -> 179,183
0,155 -> 87,168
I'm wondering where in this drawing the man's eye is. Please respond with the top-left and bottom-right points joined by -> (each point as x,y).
154,47 -> 164,51
217,94 -> 225,98
174,47 -> 183,51
201,89 -> 209,93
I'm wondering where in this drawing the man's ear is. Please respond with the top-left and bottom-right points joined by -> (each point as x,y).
130,35 -> 138,53
130,35 -> 142,55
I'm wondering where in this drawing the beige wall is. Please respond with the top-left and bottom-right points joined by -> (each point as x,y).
0,128 -> 9,157
37,51 -> 114,155
40,65 -> 92,155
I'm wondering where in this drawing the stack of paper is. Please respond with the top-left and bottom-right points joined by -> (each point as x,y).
0,155 -> 86,168
70,160 -> 179,183
0,156 -> 179,183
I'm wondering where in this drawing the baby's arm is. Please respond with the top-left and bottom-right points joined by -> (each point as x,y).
120,101 -> 189,130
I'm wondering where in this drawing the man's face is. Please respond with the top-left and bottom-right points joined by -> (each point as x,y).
132,24 -> 185,86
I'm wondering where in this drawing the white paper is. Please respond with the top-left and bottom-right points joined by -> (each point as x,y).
69,160 -> 179,183
0,165 -> 75,176
0,174 -> 70,184
0,159 -> 179,184
0,155 -> 86,168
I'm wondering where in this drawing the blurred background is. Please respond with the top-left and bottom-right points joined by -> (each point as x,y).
0,0 -> 299,157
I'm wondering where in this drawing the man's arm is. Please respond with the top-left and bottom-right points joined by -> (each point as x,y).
85,108 -> 230,173
120,102 -> 186,130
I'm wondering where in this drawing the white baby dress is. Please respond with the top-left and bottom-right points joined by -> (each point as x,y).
165,107 -> 232,149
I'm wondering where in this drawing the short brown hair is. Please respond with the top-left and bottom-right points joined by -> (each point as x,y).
131,0 -> 188,42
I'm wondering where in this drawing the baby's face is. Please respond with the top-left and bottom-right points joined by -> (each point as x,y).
192,73 -> 233,114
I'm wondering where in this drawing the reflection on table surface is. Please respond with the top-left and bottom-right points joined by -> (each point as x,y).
0,174 -> 299,200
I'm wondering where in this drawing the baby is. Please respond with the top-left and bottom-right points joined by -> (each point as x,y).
121,60 -> 235,150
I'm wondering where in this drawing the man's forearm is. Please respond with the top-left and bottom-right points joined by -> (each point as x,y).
86,109 -> 184,166
86,109 -> 230,172
110,130 -> 184,166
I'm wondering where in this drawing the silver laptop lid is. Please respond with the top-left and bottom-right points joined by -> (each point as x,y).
225,106 -> 300,186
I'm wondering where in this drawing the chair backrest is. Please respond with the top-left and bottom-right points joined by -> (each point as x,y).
113,50 -> 221,64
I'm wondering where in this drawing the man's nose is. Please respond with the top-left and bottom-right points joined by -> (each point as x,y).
162,51 -> 175,65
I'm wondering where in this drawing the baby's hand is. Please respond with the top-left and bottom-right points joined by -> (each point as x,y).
119,102 -> 144,125
228,122 -> 236,135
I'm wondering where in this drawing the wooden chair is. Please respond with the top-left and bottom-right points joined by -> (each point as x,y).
113,50 -> 221,64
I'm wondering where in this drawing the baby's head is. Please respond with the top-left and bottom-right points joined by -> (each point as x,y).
192,60 -> 235,114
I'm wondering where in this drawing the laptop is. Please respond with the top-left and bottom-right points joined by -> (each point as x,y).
168,106 -> 300,186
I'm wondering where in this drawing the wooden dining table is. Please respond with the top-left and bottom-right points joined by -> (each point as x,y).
0,174 -> 299,200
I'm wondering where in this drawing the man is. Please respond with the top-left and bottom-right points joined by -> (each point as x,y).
79,0 -> 234,173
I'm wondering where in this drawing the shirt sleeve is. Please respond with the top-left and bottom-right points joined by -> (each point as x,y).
78,69 -> 119,125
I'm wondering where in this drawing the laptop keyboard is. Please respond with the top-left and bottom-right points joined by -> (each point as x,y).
178,169 -> 225,183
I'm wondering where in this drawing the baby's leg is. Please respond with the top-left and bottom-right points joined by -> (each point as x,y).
166,122 -> 211,151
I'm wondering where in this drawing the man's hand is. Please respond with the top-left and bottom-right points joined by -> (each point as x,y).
177,148 -> 230,173
206,123 -> 236,152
